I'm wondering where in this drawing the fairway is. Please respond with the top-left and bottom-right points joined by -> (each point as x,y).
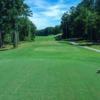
0,36 -> 100,100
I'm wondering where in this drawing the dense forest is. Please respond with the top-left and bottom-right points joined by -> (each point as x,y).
36,25 -> 61,36
61,0 -> 100,42
0,0 -> 36,48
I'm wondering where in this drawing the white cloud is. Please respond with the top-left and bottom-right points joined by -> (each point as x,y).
42,9 -> 60,17
25,0 -> 81,29
41,3 -> 69,19
29,14 -> 57,29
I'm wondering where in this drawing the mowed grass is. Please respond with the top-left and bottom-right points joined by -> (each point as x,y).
0,36 -> 100,100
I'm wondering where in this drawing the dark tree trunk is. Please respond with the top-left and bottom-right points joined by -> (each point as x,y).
0,28 -> 3,48
12,22 -> 18,48
92,30 -> 97,42
62,25 -> 70,39
0,30 -> 3,48
12,30 -> 18,48
62,28 -> 67,39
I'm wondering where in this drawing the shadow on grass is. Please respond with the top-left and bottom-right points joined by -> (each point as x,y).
77,42 -> 100,46
55,35 -> 100,47
0,47 -> 14,52
54,34 -> 63,41
96,70 -> 100,74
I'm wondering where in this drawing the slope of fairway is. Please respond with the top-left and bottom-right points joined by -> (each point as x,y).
0,36 -> 100,100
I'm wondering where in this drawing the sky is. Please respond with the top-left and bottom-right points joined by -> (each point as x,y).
25,0 -> 81,29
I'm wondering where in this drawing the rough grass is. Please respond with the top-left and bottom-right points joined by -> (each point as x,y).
0,36 -> 100,100
90,45 -> 100,50
75,40 -> 100,50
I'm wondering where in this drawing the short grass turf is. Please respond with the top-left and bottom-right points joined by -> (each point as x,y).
0,36 -> 100,100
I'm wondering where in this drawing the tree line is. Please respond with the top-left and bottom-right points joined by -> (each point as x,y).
61,0 -> 100,42
36,25 -> 61,36
0,0 -> 36,48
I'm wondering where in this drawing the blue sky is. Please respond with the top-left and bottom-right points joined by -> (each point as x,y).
25,0 -> 81,29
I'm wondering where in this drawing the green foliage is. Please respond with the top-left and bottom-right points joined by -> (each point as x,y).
61,0 -> 100,42
0,0 -> 36,48
18,17 -> 36,41
36,25 -> 61,36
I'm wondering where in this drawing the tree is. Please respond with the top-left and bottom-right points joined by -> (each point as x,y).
36,26 -> 61,36
61,12 -> 70,39
0,0 -> 6,47
60,0 -> 100,42
95,0 -> 100,13
18,18 -> 36,41
0,0 -> 35,48
54,25 -> 61,35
